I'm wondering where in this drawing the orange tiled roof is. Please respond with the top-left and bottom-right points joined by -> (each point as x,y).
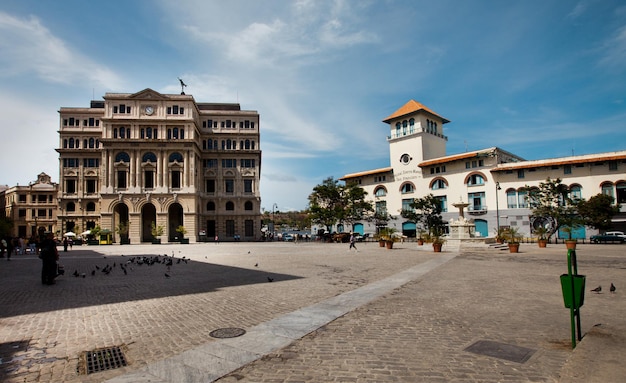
418,148 -> 498,167
382,100 -> 450,124
340,167 -> 393,180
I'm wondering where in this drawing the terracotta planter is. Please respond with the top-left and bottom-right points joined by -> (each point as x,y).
385,241 -> 394,249
433,242 -> 443,252
417,239 -> 424,246
537,239 -> 548,248
508,243 -> 520,253
565,240 -> 577,250
379,240 -> 385,247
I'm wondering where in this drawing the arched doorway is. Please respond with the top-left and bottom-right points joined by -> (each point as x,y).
141,203 -> 157,242
168,203 -> 183,241
114,203 -> 129,242
353,223 -> 364,235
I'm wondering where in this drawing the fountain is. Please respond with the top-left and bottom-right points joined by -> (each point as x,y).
445,199 -> 485,249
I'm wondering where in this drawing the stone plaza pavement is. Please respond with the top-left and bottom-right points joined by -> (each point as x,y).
0,240 -> 625,382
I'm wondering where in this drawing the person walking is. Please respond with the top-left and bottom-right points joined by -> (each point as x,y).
40,232 -> 59,285
349,233 -> 358,251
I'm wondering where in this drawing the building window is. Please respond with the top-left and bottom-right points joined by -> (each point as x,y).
226,201 -> 235,211
506,190 -> 517,209
66,202 -> 75,212
609,161 -> 618,171
517,169 -> 525,179
618,182 -> 626,204
468,192 -> 485,212
66,179 -> 76,194
245,220 -> 254,237
19,194 -> 27,203
375,201 -> 387,216
115,152 -> 130,163
144,170 -> 154,189
564,164 -> 572,175
244,179 -> 253,193
86,179 -> 97,194
226,220 -> 235,237
570,185 -> 582,201
241,159 -> 255,168
225,179 -> 234,193
401,183 -> 414,193
244,201 -> 253,210
205,159 -> 218,168
518,190 -> 528,208
375,187 -> 387,197
117,171 -> 127,189
402,198 -> 413,213
86,202 -> 96,212
222,159 -> 236,168
436,196 -> 448,213
432,179 -> 447,190
467,174 -> 484,186
207,201 -> 216,211
602,182 -> 614,197
171,170 -> 181,189
206,179 -> 215,193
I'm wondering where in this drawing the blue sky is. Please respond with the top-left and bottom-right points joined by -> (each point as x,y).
1,1 -> 625,211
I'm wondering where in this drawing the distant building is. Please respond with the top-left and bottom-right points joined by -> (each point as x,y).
339,100 -> 626,238
56,88 -> 262,243
0,173 -> 59,238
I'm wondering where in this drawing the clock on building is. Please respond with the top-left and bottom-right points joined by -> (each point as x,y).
144,106 -> 154,115
400,153 -> 412,165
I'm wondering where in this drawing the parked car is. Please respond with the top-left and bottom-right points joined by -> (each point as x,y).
591,231 -> 626,243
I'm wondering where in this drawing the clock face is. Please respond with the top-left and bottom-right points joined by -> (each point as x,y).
145,106 -> 154,115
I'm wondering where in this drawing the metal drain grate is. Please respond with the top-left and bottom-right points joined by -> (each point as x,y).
464,340 -> 536,363
84,346 -> 128,374
210,327 -> 246,338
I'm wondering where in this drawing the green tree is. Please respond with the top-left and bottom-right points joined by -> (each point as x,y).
401,194 -> 445,239
524,178 -> 581,239
577,193 -> 620,231
307,177 -> 373,233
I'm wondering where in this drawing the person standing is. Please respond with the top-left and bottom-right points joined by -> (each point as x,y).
349,233 -> 358,251
40,232 -> 59,285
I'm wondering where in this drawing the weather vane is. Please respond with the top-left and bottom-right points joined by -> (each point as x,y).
178,77 -> 187,95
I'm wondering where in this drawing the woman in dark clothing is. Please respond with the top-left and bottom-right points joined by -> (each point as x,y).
40,232 -> 59,285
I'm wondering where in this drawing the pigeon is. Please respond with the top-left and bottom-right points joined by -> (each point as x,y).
81,273 -> 86,278
91,270 -> 96,276
248,251 -> 251,254
255,263 -> 258,267
610,283 -> 616,293
267,277 -> 274,282
73,270 -> 80,277
165,273 -> 171,278
591,285 -> 602,293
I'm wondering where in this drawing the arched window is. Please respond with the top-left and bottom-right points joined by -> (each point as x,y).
115,152 -> 130,163
63,139 -> 68,148
466,174 -> 485,186
409,118 -> 415,133
66,202 -> 75,212
226,201 -> 235,211
169,152 -> 183,162
431,179 -> 447,190
119,127 -> 126,138
86,202 -> 96,211
569,185 -> 582,200
402,120 -> 407,135
617,182 -> 626,204
401,183 -> 415,193
375,187 -> 387,197
142,152 -> 157,163
395,122 -> 401,137
207,201 -> 215,211
601,182 -> 614,197
89,138 -> 95,148
244,201 -> 253,210
69,138 -> 75,148
506,189 -> 517,209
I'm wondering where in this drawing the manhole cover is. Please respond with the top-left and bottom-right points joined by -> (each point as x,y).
464,340 -> 536,363
82,346 -> 128,374
210,327 -> 246,338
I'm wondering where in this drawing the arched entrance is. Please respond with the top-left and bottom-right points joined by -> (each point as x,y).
141,203 -> 157,242
168,203 -> 183,241
114,203 -> 129,242
353,223 -> 364,235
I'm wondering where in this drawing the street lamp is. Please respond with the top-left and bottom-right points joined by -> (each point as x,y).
271,203 -> 278,240
495,181 -> 502,233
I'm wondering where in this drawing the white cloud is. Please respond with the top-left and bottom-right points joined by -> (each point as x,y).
0,12 -> 123,89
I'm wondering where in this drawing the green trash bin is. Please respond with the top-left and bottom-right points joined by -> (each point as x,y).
560,274 -> 586,309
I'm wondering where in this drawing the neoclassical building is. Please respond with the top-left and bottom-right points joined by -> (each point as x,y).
57,88 -> 262,243
340,100 -> 626,239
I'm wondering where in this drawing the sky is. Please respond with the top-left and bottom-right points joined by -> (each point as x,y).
1,0 -> 625,212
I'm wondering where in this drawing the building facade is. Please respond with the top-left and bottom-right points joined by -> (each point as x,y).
57,88 -> 262,243
0,173 -> 59,239
340,100 -> 626,239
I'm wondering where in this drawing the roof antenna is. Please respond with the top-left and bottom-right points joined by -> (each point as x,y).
464,140 -> 468,152
178,78 -> 187,95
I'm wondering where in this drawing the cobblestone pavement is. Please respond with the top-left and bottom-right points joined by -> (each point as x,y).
1,241 -> 625,382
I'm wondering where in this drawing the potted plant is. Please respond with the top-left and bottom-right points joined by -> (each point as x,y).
378,227 -> 398,249
431,228 -> 446,252
534,226 -> 549,248
116,221 -> 130,245
494,227 -> 507,244
561,226 -> 577,250
416,228 -> 426,246
151,222 -> 164,244
504,227 -> 522,253
176,225 -> 189,244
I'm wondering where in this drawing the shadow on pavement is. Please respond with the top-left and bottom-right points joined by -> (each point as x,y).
0,250 -> 301,318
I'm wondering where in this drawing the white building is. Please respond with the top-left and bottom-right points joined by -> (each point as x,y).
340,100 -> 626,239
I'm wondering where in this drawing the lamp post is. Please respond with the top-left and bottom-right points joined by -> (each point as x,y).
495,181 -> 502,233
271,203 -> 278,241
